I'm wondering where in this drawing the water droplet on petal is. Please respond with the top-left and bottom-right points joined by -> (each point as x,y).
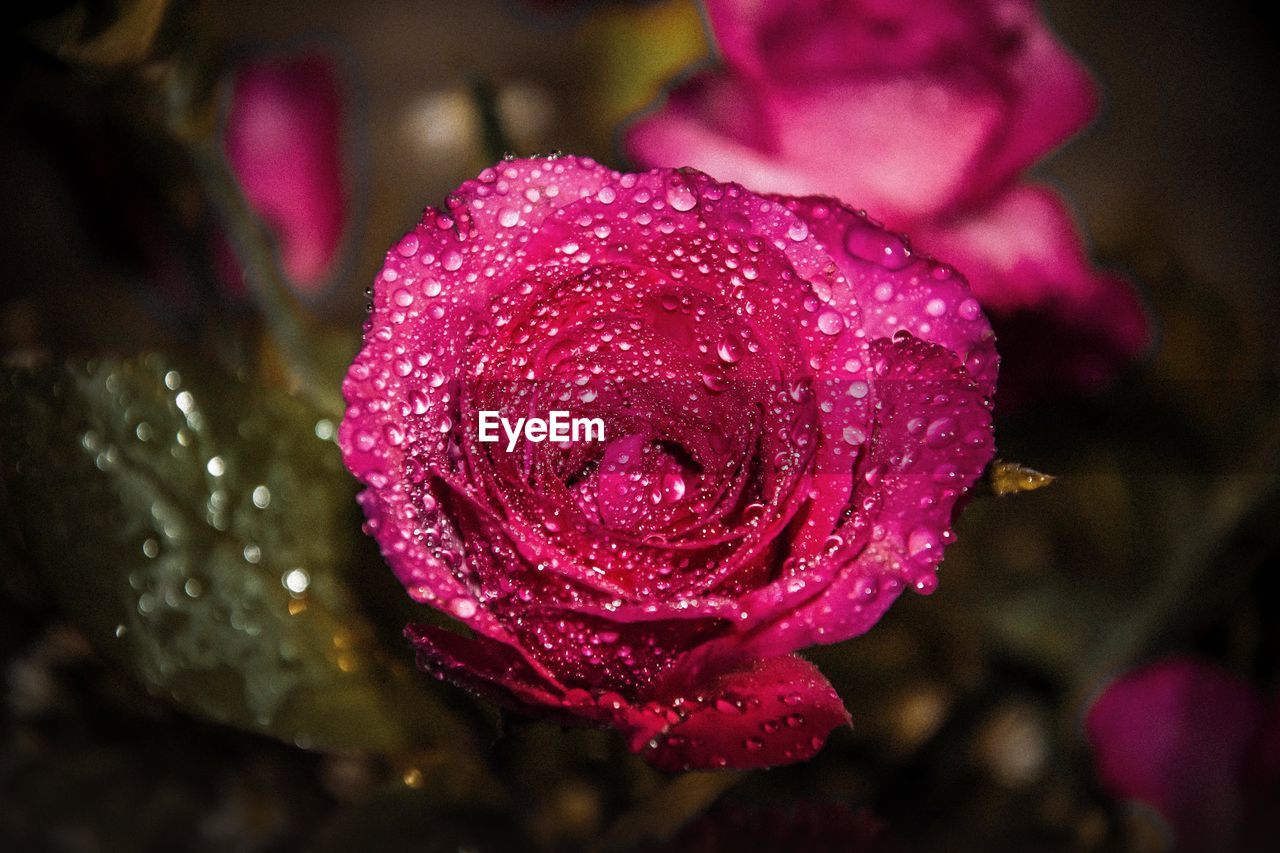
397,234 -> 419,257
666,183 -> 697,212
716,338 -> 743,364
925,417 -> 958,448
816,310 -> 844,335
450,598 -> 477,619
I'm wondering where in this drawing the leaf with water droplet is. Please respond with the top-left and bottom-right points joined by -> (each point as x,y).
986,460 -> 1056,497
0,354 -> 478,754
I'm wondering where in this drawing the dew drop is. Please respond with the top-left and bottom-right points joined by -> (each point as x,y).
924,417 -> 958,448
716,338 -> 743,365
816,310 -> 844,336
282,568 -> 310,594
666,183 -> 697,212
397,234 -> 420,257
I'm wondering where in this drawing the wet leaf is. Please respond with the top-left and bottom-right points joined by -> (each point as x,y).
0,354 -> 473,754
28,0 -> 171,67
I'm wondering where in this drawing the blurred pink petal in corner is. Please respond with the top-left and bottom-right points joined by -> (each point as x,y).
224,52 -> 347,292
1085,658 -> 1279,851
627,0 -> 1150,399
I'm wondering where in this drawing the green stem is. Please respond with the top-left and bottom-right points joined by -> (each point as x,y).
471,76 -> 515,163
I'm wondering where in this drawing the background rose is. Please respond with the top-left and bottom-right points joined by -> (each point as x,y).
224,51 -> 349,293
340,156 -> 996,770
1086,658 -> 1280,851
627,0 -> 1149,400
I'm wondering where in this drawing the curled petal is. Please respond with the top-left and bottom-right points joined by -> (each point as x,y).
406,623 -> 568,717
634,654 -> 850,771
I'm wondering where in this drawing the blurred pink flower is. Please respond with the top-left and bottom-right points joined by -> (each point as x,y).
223,53 -> 347,292
627,0 -> 1149,398
1085,658 -> 1278,850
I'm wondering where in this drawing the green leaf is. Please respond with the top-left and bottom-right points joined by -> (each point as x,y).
0,354 -> 473,755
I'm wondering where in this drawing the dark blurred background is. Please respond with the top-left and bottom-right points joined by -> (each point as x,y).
2,1 -> 1279,850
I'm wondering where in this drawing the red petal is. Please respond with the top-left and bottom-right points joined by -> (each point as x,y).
635,655 -> 850,771
917,184 -> 1149,395
1086,658 -> 1263,852
405,623 -> 569,716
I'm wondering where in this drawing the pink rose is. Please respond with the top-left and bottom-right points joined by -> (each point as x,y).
224,52 -> 348,291
627,0 -> 1148,398
1085,658 -> 1280,851
340,156 -> 996,770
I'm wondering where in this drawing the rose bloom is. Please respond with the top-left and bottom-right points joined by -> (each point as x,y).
224,52 -> 348,291
627,0 -> 1148,398
1086,658 -> 1280,851
341,157 -> 995,770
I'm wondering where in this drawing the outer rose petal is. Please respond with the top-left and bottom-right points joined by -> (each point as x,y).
224,54 -> 347,290
917,185 -> 1148,395
779,195 -> 998,394
765,78 -> 1006,225
406,623 -> 568,717
634,655 -> 850,772
701,0 -> 1100,208
1086,659 -> 1263,852
629,72 -> 1007,227
976,0 -> 1099,198
626,75 -> 825,202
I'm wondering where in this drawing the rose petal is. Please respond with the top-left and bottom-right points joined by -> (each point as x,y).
1086,659 -> 1264,852
916,184 -> 1148,395
224,53 -> 347,290
630,73 -> 1006,226
676,332 -> 993,676
779,195 -> 999,394
767,78 -> 1006,225
634,654 -> 850,771
406,623 -> 569,716
974,0 -> 1099,193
